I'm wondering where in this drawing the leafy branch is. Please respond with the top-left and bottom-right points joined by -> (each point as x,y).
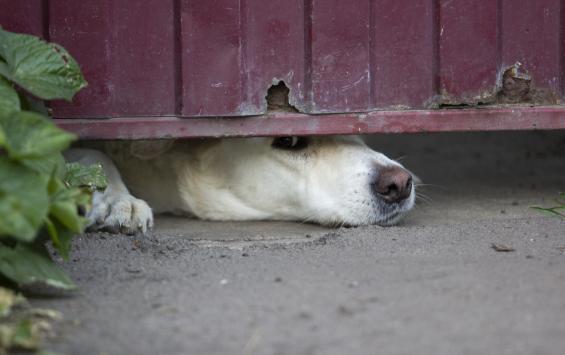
0,26 -> 105,294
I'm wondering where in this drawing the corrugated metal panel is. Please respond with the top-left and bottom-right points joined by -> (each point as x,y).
501,0 -> 561,99
372,0 -> 436,108
1,0 -> 565,129
310,0 -> 371,112
49,0 -> 178,117
181,0 -> 247,116
438,0 -> 499,104
0,0 -> 45,37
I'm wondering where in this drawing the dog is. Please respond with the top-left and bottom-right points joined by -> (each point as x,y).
65,136 -> 416,234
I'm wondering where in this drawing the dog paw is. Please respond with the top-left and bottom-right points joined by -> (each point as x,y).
87,189 -> 154,234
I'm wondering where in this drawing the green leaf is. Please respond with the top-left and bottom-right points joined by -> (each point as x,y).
0,76 -> 20,115
18,92 -> 50,116
0,158 -> 50,241
0,61 -> 9,78
44,176 -> 89,259
0,124 -> 5,147
44,218 -> 75,260
530,192 -> 565,218
0,111 -> 76,160
47,177 -> 86,233
0,243 -> 76,291
64,162 -> 108,190
0,319 -> 41,351
0,28 -> 87,100
530,206 -> 565,218
50,199 -> 84,233
11,319 -> 41,350
21,152 -> 66,176
0,287 -> 25,317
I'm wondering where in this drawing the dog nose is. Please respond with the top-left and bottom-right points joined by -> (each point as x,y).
374,166 -> 413,203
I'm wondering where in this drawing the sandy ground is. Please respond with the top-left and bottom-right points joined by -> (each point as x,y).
37,130 -> 565,355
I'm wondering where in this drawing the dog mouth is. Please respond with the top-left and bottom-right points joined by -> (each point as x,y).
373,190 -> 415,226
325,186 -> 414,228
376,210 -> 403,226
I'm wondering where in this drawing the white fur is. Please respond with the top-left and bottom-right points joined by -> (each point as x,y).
66,136 -> 415,234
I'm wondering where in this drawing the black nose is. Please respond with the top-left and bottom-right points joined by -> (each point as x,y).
373,166 -> 413,203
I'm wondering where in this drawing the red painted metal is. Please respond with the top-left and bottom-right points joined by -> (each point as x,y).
501,0 -> 561,93
438,0 -> 498,104
1,1 -> 565,138
310,0 -> 371,112
181,0 -> 247,116
243,0 -> 307,113
372,0 -> 435,108
0,1 -> 44,37
54,107 -> 565,140
48,0 -> 177,117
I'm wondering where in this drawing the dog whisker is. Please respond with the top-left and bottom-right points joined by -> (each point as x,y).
414,183 -> 445,190
416,194 -> 434,204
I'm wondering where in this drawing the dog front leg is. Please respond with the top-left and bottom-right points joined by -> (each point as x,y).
64,148 -> 154,234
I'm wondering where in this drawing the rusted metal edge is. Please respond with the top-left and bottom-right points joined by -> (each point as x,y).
54,106 -> 565,140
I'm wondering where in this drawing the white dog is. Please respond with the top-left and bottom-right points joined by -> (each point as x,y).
65,136 -> 415,234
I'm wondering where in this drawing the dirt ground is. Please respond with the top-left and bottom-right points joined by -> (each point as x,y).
37,130 -> 565,355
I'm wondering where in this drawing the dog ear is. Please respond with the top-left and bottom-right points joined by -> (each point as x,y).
129,140 -> 174,160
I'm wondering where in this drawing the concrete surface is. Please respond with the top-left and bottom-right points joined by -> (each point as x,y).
38,130 -> 565,355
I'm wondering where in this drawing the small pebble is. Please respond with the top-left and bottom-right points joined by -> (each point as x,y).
125,267 -> 143,274
297,311 -> 312,320
491,243 -> 515,252
337,305 -> 354,316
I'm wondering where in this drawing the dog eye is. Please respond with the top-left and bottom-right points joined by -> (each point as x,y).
272,136 -> 309,150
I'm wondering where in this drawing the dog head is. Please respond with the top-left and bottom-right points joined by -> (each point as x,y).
182,136 -> 415,226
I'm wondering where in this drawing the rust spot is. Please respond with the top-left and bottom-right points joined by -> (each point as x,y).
497,63 -> 532,103
266,81 -> 299,113
437,90 -> 494,109
352,122 -> 368,133
437,62 -> 560,108
497,63 -> 559,105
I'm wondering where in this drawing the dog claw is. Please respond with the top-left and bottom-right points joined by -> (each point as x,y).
86,190 -> 153,235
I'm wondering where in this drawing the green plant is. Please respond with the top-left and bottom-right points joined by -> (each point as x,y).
0,27 -> 106,293
0,286 -> 62,354
531,192 -> 565,218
